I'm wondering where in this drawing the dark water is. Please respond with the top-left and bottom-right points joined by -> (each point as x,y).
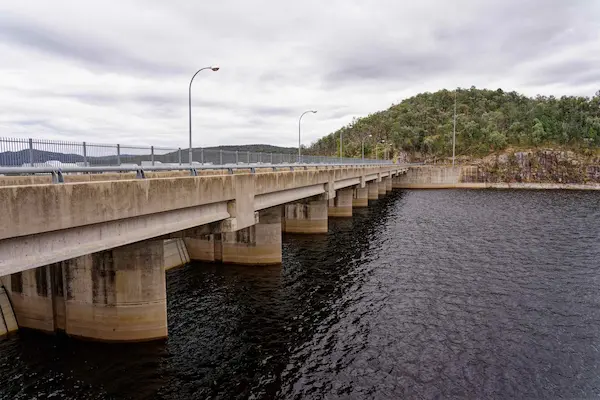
1,190 -> 599,399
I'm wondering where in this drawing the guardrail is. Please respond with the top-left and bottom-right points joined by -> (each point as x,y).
0,137 -> 391,168
0,162 -> 406,184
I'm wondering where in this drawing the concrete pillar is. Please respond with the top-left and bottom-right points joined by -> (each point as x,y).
185,207 -> 282,265
352,186 -> 369,208
164,238 -> 190,271
283,195 -> 328,234
392,175 -> 403,189
221,206 -> 282,265
1,240 -> 168,342
378,177 -> 387,196
0,286 -> 18,335
60,240 -> 167,342
4,265 -> 55,333
328,187 -> 353,217
386,175 -> 393,192
367,181 -> 379,201
184,235 -> 216,262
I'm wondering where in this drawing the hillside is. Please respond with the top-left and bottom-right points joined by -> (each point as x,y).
308,87 -> 600,161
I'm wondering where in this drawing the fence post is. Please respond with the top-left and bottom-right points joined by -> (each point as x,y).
117,144 -> 121,166
235,150 -> 239,164
270,153 -> 273,164
200,148 -> 204,165
28,138 -> 34,166
83,141 -> 87,166
151,146 -> 155,166
178,148 -> 182,165
247,151 -> 250,164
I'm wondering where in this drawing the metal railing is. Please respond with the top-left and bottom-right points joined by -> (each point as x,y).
0,137 -> 392,170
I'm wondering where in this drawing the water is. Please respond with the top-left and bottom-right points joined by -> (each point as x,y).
1,190 -> 599,399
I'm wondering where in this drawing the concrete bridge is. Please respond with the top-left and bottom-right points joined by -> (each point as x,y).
0,164 -> 409,341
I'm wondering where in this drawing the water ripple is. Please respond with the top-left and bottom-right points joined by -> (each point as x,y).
1,190 -> 599,399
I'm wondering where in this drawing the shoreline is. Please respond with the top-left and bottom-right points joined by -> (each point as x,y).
396,182 -> 600,190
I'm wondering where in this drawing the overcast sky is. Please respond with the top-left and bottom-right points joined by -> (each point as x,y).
1,0 -> 599,149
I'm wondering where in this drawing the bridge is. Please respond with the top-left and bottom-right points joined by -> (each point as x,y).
0,137 -> 411,341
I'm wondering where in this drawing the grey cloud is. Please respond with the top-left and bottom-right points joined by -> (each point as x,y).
0,12 -> 183,76
525,60 -> 600,87
321,0 -> 596,88
1,0 -> 599,147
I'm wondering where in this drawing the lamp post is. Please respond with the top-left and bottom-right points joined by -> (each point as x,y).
452,88 -> 457,167
340,130 -> 343,163
361,134 -> 372,161
298,110 -> 317,163
189,65 -> 219,165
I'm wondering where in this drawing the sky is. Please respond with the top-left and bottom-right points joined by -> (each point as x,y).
0,0 -> 599,149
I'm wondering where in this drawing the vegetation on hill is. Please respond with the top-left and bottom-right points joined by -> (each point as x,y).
307,87 -> 600,160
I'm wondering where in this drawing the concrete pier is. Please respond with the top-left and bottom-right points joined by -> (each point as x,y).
185,235 -> 217,262
328,188 -> 353,217
3,241 -> 168,342
386,176 -> 393,192
283,195 -> 328,233
185,207 -> 282,265
164,238 -> 190,271
368,181 -> 379,201
4,265 -> 55,333
378,178 -> 387,196
0,286 -> 18,336
61,241 -> 168,342
352,186 -> 369,208
221,207 -> 282,265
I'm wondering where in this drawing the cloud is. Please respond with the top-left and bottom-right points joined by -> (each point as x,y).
0,0 -> 599,148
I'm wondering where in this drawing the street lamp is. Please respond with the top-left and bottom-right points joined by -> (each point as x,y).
340,130 -> 343,163
298,110 -> 317,163
189,65 -> 219,165
361,134 -> 372,161
378,139 -> 386,161
452,88 -> 457,167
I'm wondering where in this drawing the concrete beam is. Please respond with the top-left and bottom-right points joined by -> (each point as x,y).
0,202 -> 230,276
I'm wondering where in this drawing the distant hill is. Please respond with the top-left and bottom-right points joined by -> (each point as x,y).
0,144 -> 297,166
202,144 -> 296,154
308,87 -> 600,160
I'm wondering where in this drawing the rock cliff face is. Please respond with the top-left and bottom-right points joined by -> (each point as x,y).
459,149 -> 600,184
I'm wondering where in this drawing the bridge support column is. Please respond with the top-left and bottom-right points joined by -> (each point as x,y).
378,177 -> 387,196
328,188 -> 353,217
283,195 -> 328,234
59,240 -> 168,342
2,241 -> 168,342
221,207 -> 282,265
3,265 -> 55,333
164,238 -> 190,271
386,175 -> 393,192
184,235 -> 216,262
367,181 -> 379,201
184,207 -> 282,265
392,175 -> 403,189
352,186 -> 368,208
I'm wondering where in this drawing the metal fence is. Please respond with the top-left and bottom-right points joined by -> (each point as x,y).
0,137 -> 391,168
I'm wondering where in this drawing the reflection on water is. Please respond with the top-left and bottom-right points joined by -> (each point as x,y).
1,190 -> 599,399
